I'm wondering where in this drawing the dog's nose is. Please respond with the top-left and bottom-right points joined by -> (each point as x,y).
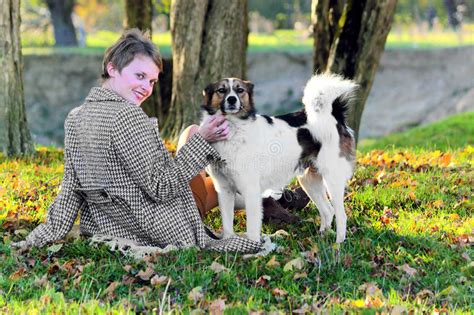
227,96 -> 237,105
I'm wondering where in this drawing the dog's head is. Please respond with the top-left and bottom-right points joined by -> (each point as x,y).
202,78 -> 255,119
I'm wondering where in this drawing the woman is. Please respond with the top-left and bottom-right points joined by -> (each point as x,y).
13,29 -> 264,253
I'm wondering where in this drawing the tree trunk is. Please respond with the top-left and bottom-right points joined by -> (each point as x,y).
124,0 -> 172,124
45,0 -> 78,46
163,0 -> 248,140
0,0 -> 34,156
125,0 -> 153,34
312,0 -> 397,143
312,0 -> 344,73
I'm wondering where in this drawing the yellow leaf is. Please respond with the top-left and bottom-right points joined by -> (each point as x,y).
351,299 -> 366,308
432,199 -> 444,208
283,257 -> 305,272
449,213 -> 460,221
266,255 -> 280,268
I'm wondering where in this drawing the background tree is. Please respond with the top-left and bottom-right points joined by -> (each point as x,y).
0,0 -> 34,156
312,0 -> 398,142
44,0 -> 78,46
163,0 -> 248,139
124,0 -> 172,124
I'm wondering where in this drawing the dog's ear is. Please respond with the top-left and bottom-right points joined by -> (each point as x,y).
243,80 -> 254,96
201,83 -> 217,114
202,83 -> 215,104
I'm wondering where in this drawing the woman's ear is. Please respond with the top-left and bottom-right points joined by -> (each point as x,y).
106,62 -> 117,78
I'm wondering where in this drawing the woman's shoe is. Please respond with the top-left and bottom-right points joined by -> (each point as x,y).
277,187 -> 310,211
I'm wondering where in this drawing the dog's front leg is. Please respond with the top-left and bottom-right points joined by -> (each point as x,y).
241,187 -> 263,242
218,188 -> 236,239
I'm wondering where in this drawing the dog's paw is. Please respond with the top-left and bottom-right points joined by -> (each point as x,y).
222,232 -> 236,239
336,232 -> 346,243
244,233 -> 262,243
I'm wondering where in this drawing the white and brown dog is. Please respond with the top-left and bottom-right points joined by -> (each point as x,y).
201,74 -> 357,243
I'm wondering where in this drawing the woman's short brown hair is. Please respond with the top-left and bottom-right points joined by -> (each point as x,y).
101,28 -> 162,80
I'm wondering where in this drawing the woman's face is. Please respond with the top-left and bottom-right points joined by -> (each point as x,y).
105,54 -> 160,106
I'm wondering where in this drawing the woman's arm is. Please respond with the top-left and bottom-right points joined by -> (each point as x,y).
112,106 -> 220,203
19,113 -> 83,247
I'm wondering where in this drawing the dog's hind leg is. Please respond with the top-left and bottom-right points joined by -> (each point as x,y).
298,168 -> 334,233
218,188 -> 236,239
323,172 -> 347,243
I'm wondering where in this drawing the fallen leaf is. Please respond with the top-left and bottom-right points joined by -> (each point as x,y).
461,252 -> 471,262
210,261 -> 228,273
209,299 -> 226,315
432,199 -> 444,208
398,263 -> 417,277
449,213 -> 460,221
255,275 -> 271,286
365,296 -> 384,308
34,274 -> 48,287
358,282 -> 383,298
292,303 -> 310,314
283,257 -> 305,272
271,287 -> 288,297
123,265 -> 133,273
104,281 -> 120,298
9,268 -> 26,281
416,289 -> 434,300
26,258 -> 36,268
73,275 -> 82,287
271,229 -> 290,238
437,285 -> 457,297
293,272 -> 307,280
150,275 -> 169,286
137,267 -> 155,281
134,286 -> 151,296
391,305 -> 408,315
47,243 -> 63,254
122,275 -> 136,285
188,286 -> 204,303
266,255 -> 280,268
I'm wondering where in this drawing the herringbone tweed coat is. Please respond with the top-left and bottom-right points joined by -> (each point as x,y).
24,87 -> 263,253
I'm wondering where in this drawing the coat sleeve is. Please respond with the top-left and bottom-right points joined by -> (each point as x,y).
111,106 -> 220,203
24,112 -> 83,247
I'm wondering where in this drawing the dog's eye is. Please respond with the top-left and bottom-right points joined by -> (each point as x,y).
217,88 -> 226,94
236,88 -> 245,93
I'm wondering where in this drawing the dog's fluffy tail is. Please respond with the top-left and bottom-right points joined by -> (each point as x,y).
302,73 -> 357,127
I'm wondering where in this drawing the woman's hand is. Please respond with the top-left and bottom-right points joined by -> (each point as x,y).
198,114 -> 229,143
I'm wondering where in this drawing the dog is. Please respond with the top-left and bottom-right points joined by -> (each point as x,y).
201,74 -> 357,243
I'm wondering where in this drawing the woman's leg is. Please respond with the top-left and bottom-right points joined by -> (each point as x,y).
178,125 -> 219,217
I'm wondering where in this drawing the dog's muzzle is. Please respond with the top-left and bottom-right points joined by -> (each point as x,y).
223,96 -> 240,113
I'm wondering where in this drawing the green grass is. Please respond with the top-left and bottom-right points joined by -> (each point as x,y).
21,26 -> 474,56
1,113 -> 473,313
359,111 -> 474,152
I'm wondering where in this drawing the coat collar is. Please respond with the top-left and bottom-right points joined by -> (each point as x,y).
85,87 -> 133,105
85,87 -> 159,129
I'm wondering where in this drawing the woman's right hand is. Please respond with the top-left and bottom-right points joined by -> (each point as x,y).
198,114 -> 229,143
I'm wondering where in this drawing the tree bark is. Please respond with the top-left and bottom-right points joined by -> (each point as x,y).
124,0 -> 172,124
163,0 -> 248,140
312,0 -> 397,142
45,0 -> 78,46
0,0 -> 34,156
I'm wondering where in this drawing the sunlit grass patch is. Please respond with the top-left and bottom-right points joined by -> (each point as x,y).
1,113 -> 473,312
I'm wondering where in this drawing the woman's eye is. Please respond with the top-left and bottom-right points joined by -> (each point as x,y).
217,88 -> 226,93
237,88 -> 245,93
137,73 -> 144,79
